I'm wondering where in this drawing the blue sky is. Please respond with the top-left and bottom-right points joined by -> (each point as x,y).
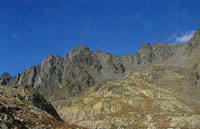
0,0 -> 200,76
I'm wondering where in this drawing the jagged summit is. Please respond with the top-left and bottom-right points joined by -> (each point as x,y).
3,34 -> 186,100
141,42 -> 151,47
70,44 -> 91,52
4,29 -> 200,100
69,45 -> 92,58
0,72 -> 12,79
0,72 -> 12,85
156,41 -> 164,45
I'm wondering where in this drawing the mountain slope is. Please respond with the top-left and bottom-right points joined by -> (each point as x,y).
0,84 -> 62,121
0,84 -> 86,129
52,66 -> 200,129
162,29 -> 200,67
50,28 -> 200,128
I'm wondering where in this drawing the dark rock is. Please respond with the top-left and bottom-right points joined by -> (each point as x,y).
69,45 -> 102,71
62,64 -> 95,96
94,50 -> 125,74
0,72 -> 12,85
9,73 -> 20,84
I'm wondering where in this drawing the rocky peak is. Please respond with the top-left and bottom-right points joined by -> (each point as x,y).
16,66 -> 37,86
139,43 -> 154,64
42,55 -> 64,66
141,42 -> 151,49
1,72 -> 12,78
0,72 -> 12,85
68,45 -> 92,62
94,50 -> 126,74
94,50 -> 110,60
185,28 -> 200,56
121,41 -> 183,66
39,55 -> 64,79
68,45 -> 102,71
69,45 -> 91,55
10,73 -> 20,84
155,41 -> 166,46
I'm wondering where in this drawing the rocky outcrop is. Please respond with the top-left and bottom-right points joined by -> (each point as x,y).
0,84 -> 62,121
15,55 -> 65,100
61,64 -> 95,96
9,73 -> 20,84
0,72 -> 12,85
17,66 -> 37,86
94,50 -> 125,74
0,84 -> 86,129
69,45 -> 102,71
17,55 -> 64,88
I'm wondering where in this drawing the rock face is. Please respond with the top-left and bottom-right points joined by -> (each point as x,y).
0,84 -> 86,129
122,42 -> 182,66
184,29 -> 200,56
94,50 -> 125,74
0,84 -> 62,121
68,45 -> 102,71
16,55 -> 64,100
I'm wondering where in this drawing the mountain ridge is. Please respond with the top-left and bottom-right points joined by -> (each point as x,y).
1,28 -> 200,128
0,31 -> 195,101
2,42 -> 183,100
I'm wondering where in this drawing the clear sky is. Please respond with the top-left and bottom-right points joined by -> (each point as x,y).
0,0 -> 200,76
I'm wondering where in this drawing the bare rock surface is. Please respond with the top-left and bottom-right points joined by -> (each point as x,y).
0,84 -> 86,129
